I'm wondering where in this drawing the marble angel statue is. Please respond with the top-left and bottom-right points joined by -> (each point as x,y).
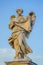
8,9 -> 36,61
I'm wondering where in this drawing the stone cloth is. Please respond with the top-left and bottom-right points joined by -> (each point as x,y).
8,31 -> 32,55
8,16 -> 32,55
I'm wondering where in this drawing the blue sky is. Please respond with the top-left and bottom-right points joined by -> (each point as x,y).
0,0 -> 43,65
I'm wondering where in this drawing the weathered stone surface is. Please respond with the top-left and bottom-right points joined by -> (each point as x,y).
5,61 -> 37,65
8,9 -> 36,59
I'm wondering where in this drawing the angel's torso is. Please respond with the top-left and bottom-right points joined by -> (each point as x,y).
12,16 -> 27,33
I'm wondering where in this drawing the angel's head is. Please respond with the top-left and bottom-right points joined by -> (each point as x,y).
10,15 -> 16,22
16,9 -> 23,16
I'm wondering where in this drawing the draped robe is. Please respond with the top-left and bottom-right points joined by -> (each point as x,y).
8,16 -> 32,56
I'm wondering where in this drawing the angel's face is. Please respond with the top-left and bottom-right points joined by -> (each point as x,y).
17,11 -> 22,15
17,9 -> 22,16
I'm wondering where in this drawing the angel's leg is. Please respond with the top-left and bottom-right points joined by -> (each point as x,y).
23,33 -> 32,53
14,39 -> 20,59
18,33 -> 26,56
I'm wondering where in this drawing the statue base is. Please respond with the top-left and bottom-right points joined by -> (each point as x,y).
5,61 -> 37,65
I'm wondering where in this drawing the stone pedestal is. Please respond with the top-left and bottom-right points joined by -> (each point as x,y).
5,61 -> 37,65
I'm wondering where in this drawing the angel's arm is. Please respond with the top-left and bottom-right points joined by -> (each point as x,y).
9,15 -> 16,30
8,21 -> 15,30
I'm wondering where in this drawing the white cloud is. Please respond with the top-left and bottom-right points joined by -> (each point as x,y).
0,48 -> 15,65
0,48 -> 43,65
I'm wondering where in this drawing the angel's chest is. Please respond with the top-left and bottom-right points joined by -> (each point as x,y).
14,17 -> 27,23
